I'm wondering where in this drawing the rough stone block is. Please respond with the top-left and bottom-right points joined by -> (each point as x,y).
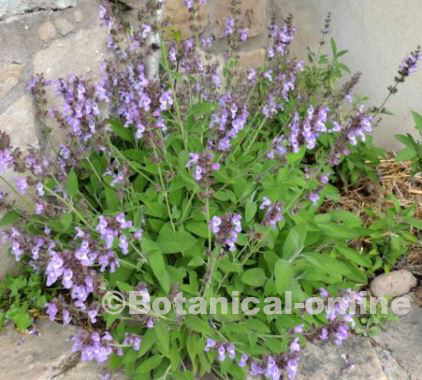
0,63 -> 23,98
0,96 -> 37,148
237,48 -> 266,68
370,269 -> 418,298
55,17 -> 75,36
210,0 -> 267,39
0,320 -> 126,379
38,21 -> 57,41
33,26 -> 107,79
163,0 -> 209,39
0,0 -> 77,20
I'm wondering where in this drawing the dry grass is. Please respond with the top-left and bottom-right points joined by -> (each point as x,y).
323,157 -> 422,220
323,156 -> 422,275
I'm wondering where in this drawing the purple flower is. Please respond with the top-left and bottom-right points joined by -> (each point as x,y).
289,337 -> 301,353
309,192 -> 320,204
334,323 -> 349,345
119,235 -> 129,255
134,229 -> 143,240
210,213 -> 242,251
217,345 -> 226,361
62,309 -> 72,325
250,361 -> 264,376
123,333 -> 142,351
260,197 -> 283,227
187,152 -> 219,185
0,149 -> 14,173
226,343 -> 236,359
16,177 -> 28,194
183,0 -> 194,9
71,330 -> 117,364
319,328 -> 329,340
204,338 -> 216,352
46,302 -> 58,321
286,357 -> 299,380
239,28 -> 249,41
46,253 -> 64,286
224,17 -> 235,36
62,268 -> 74,289
398,46 -> 421,80
320,175 -> 329,185
35,203 -> 45,215
267,136 -> 287,159
239,353 -> 249,367
159,91 -> 173,111
88,307 -> 99,324
247,69 -> 257,82
265,356 -> 281,380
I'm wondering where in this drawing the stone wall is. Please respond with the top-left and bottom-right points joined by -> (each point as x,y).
0,0 -> 109,277
0,0 -> 271,278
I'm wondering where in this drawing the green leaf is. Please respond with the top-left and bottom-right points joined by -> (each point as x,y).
396,147 -> 416,161
110,119 -> 133,142
154,321 -> 170,356
60,213 -> 73,231
330,38 -> 337,55
65,169 -> 79,197
304,252 -> 366,284
148,252 -> 171,294
337,247 -> 372,268
412,111 -> 422,132
138,328 -> 156,357
282,225 -> 307,260
241,268 -> 266,287
0,211 -> 21,227
9,277 -> 27,297
245,199 -> 257,223
136,355 -> 163,374
188,102 -> 216,117
274,259 -> 294,295
184,316 -> 214,336
8,308 -> 32,330
105,187 -> 120,211
157,224 -> 197,254
185,222 -> 209,239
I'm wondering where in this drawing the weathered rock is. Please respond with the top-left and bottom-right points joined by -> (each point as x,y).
33,26 -> 107,79
370,270 -> 418,298
0,96 -> 37,147
372,300 -> 422,379
374,346 -> 410,380
297,336 -> 387,380
163,0 -> 209,38
0,320 -> 125,379
0,62 -> 23,98
210,0 -> 267,39
0,319 -> 78,380
0,0 -> 77,20
38,21 -> 57,41
55,17 -> 75,36
73,9 -> 83,23
237,48 -> 266,68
